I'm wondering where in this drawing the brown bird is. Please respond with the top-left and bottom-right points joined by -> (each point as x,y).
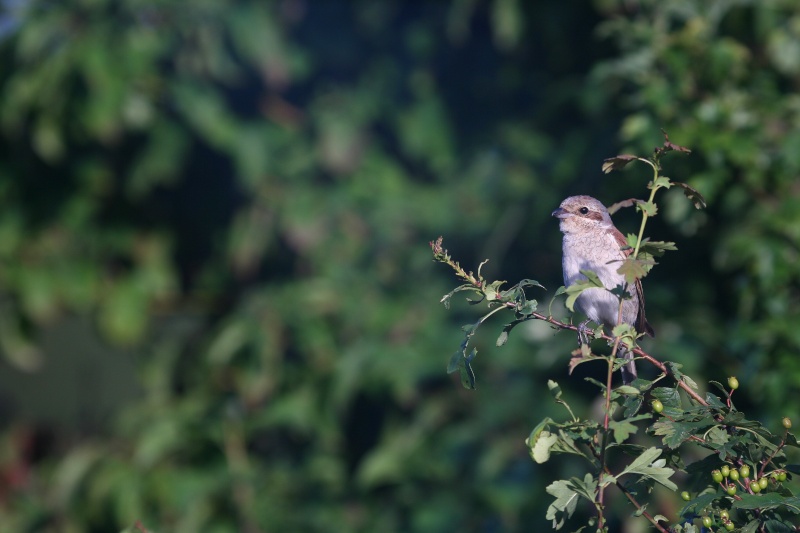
552,195 -> 654,384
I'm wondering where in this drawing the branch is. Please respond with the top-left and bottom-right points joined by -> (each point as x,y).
523,309 -> 709,407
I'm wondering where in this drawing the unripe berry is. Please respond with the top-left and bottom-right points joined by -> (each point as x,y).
778,471 -> 788,482
729,469 -> 739,481
728,376 -> 739,390
721,465 -> 730,478
751,481 -> 761,493
726,485 -> 737,496
681,491 -> 690,501
725,519 -> 735,531
783,417 -> 792,429
702,515 -> 713,528
739,465 -> 750,479
720,510 -> 729,520
651,399 -> 664,413
712,469 -> 723,483
759,477 -> 769,490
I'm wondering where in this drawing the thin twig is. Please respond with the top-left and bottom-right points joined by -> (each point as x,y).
613,477 -> 670,533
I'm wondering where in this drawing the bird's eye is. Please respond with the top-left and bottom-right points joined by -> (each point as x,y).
579,207 -> 589,215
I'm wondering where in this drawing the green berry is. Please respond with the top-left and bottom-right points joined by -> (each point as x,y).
651,399 -> 664,413
778,471 -> 787,482
751,481 -> 761,493
728,376 -> 739,390
681,490 -> 691,501
729,469 -> 739,481
759,477 -> 769,490
725,519 -> 735,531
783,417 -> 792,429
739,465 -> 750,479
726,485 -> 737,496
712,469 -> 724,483
702,516 -> 713,528
719,509 -> 729,520
721,465 -> 730,478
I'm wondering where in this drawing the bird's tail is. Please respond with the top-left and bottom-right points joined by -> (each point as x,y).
619,347 -> 637,385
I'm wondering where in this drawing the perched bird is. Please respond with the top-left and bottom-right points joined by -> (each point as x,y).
552,195 -> 654,384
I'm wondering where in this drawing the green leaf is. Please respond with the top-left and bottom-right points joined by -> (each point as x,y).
705,426 -> 730,446
651,175 -> 672,189
564,270 -> 604,311
545,479 -> 580,529
567,473 -> 598,503
482,279 -> 507,302
734,493 -> 800,513
446,350 -> 462,374
679,492 -> 718,518
637,200 -> 658,217
651,387 -> 682,410
617,256 -> 652,284
618,447 -> 678,490
608,415 -> 648,444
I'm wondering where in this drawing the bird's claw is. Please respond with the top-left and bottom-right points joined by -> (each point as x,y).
577,320 -> 594,346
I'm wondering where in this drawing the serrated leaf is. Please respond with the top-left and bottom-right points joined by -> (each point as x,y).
651,387 -> 682,410
568,473 -> 598,502
617,256 -> 651,284
639,239 -> 678,257
734,493 -> 800,513
637,200 -> 658,217
705,426 -> 729,445
568,345 -> 596,375
679,492 -> 718,519
602,154 -> 639,173
672,181 -> 707,209
607,198 -> 639,214
516,299 -> 538,316
545,479 -> 580,529
609,416 -> 644,444
651,175 -> 672,188
597,473 -> 617,490
483,279 -> 507,301
619,447 -> 678,490
564,270 -> 604,311
706,392 -> 726,409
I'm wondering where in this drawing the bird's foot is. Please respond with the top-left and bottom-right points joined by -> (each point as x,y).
577,320 -> 594,346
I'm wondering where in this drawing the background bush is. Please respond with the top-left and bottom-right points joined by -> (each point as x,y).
0,0 -> 798,531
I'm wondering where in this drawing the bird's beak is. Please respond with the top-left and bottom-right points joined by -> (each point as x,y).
551,207 -> 569,219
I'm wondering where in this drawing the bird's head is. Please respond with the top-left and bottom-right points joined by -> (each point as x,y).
551,195 -> 614,234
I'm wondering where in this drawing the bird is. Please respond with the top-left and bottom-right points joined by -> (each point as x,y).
552,195 -> 654,384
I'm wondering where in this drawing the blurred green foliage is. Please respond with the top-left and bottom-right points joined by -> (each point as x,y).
0,0 -> 798,531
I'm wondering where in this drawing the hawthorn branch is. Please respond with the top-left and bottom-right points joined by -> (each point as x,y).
520,307 -> 709,406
